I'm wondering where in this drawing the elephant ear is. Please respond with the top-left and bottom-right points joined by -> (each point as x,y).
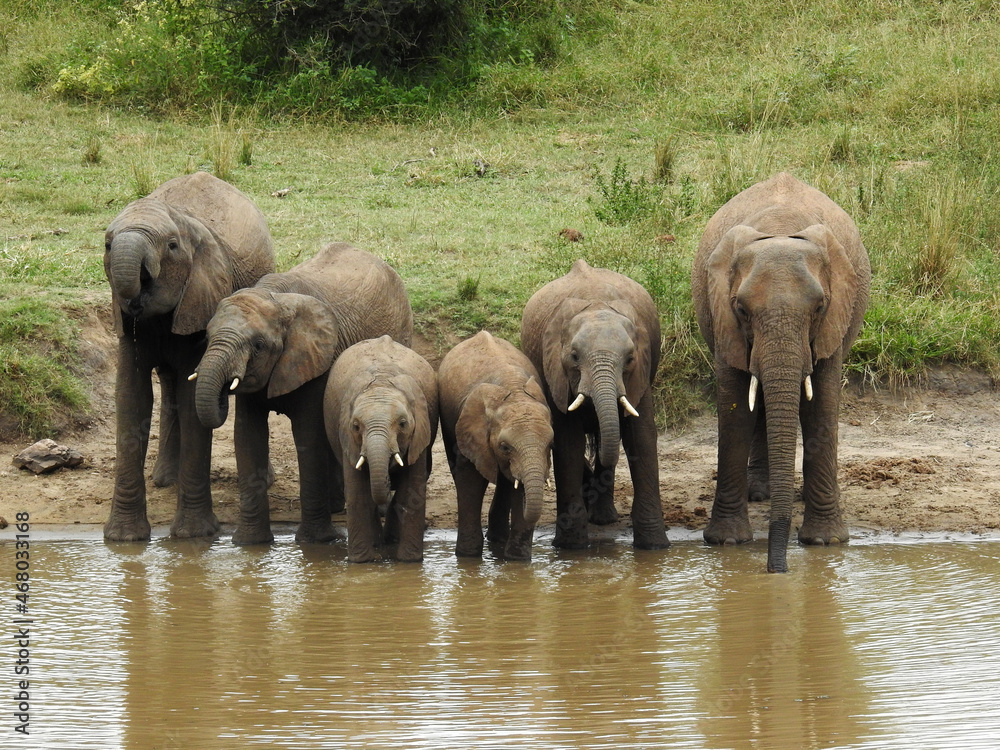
268,294 -> 340,398
607,298 -> 652,407
542,298 -> 591,412
172,210 -> 235,335
523,375 -> 547,405
706,224 -> 770,371
794,224 -> 859,362
456,383 -> 507,483
391,374 -> 432,466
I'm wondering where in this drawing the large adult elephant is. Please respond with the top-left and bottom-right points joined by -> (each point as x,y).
193,243 -> 413,545
103,171 -> 274,542
520,259 -> 668,550
691,172 -> 871,573
324,335 -> 437,563
438,330 -> 554,561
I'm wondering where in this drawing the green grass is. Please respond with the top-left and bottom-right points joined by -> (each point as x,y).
3,1 -> 1000,435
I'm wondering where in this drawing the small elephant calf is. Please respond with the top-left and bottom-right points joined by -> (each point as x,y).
325,336 -> 438,563
438,331 -> 554,561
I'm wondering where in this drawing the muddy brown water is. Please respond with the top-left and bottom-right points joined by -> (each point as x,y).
4,527 -> 1000,749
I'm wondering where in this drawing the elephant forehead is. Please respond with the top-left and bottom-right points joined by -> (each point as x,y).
737,239 -> 827,281
212,293 -> 280,331
569,308 -> 636,343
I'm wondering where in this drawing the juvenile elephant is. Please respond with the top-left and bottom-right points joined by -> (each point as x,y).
193,243 -> 413,545
691,172 -> 871,573
103,171 -> 274,542
438,331 -> 554,561
521,259 -> 669,550
325,336 -> 437,563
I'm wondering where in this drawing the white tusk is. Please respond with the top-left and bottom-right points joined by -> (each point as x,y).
804,375 -> 813,402
187,372 -> 198,381
568,393 -> 586,411
230,377 -> 240,391
620,396 -> 639,417
749,375 -> 759,412
355,455 -> 366,470
514,479 -> 520,490
394,453 -> 405,467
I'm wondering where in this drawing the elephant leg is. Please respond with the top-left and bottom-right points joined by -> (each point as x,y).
232,395 -> 274,545
454,457 -> 489,557
152,367 -> 180,488
487,479 -> 511,547
390,456 -> 428,562
169,372 -> 219,539
104,337 -> 154,542
585,451 -> 619,525
799,356 -> 849,545
291,386 -> 338,544
748,405 -> 769,502
504,480 -> 535,561
552,411 -> 589,549
704,365 -> 755,545
622,394 -> 668,549
345,467 -> 379,563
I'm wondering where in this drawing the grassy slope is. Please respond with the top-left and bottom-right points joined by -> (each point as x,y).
3,0 -> 1000,435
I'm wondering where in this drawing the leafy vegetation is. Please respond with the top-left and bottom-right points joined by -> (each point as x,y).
2,0 -> 1000,434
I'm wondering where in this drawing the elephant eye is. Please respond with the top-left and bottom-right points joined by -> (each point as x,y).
735,302 -> 750,321
167,239 -> 179,252
570,351 -> 580,363
251,337 -> 265,354
399,418 -> 408,429
352,420 -> 361,432
499,441 -> 512,454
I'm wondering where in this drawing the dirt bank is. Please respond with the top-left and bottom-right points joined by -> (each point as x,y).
2,306 -> 999,542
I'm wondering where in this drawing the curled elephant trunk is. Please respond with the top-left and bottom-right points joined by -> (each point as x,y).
195,345 -> 244,429
108,232 -> 156,311
363,428 -> 394,508
589,362 -> 623,470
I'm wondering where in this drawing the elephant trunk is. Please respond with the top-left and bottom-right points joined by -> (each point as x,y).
588,357 -> 624,469
108,232 -> 156,313
758,345 -> 805,574
363,427 -> 395,508
195,343 -> 245,429
520,465 -> 547,527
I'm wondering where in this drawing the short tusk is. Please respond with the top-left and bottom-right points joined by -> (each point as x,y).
568,393 -> 586,412
514,479 -> 520,490
355,455 -> 366,470
187,372 -> 198,381
804,375 -> 813,402
749,375 -> 759,412
620,396 -> 639,417
394,453 -> 405,467
230,377 -> 240,391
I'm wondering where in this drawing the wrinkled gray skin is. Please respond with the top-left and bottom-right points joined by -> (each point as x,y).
324,336 -> 437,563
691,172 -> 871,573
521,260 -> 668,551
194,243 -> 414,545
102,171 -> 274,542
438,331 -> 554,561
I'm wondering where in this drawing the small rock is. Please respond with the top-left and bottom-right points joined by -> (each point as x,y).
271,187 -> 292,198
559,228 -> 584,242
12,439 -> 84,475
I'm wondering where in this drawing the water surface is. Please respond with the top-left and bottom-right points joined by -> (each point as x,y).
4,528 -> 1000,749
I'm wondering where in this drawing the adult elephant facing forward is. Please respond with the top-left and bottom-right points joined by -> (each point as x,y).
521,259 -> 668,551
691,172 -> 871,573
103,171 -> 274,542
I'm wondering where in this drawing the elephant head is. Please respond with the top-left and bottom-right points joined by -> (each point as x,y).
542,298 -> 652,469
342,375 -> 434,508
706,221 -> 861,571
193,290 -> 340,429
104,199 -> 234,335
456,376 -> 553,527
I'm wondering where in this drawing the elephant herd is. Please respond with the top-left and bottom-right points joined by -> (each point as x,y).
101,170 -> 870,572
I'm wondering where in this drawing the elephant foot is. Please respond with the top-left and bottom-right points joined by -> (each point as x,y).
486,523 -> 509,546
503,529 -> 534,561
588,496 -> 620,525
170,509 -> 221,539
295,520 -> 338,544
704,515 -> 753,546
748,476 -> 770,503
553,504 -> 589,549
232,524 -> 274,546
456,537 -> 485,558
151,459 -> 178,488
348,548 -> 378,563
104,512 -> 152,542
798,517 -> 849,546
632,522 -> 669,550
